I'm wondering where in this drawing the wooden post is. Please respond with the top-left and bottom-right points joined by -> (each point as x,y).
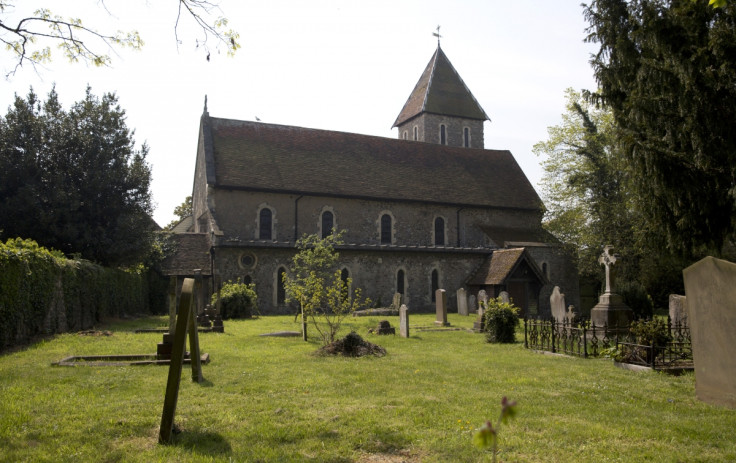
159,278 -> 195,444
167,277 -> 177,336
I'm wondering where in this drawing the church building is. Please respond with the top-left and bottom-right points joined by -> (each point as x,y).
170,44 -> 579,317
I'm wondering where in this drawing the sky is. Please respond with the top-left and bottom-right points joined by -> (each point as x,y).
0,1 -> 599,227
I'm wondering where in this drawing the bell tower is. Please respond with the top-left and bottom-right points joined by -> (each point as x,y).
393,44 -> 489,149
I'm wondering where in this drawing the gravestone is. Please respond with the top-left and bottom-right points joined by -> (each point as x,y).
435,289 -> 449,326
498,291 -> 510,304
457,288 -> 468,316
669,294 -> 688,325
468,295 -> 477,314
375,320 -> 395,335
590,245 -> 633,330
391,292 -> 402,310
399,304 -> 409,338
550,286 -> 566,322
474,290 -> 488,331
683,257 -> 736,408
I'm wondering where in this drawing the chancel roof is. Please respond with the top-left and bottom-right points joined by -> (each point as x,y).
202,116 -> 542,210
393,45 -> 489,128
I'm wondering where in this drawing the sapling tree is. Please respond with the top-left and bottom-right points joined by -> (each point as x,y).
283,231 -> 371,345
474,396 -> 518,463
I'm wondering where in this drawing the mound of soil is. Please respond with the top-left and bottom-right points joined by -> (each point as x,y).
318,332 -> 386,357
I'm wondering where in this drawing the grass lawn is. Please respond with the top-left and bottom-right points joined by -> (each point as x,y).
1,313 -> 734,462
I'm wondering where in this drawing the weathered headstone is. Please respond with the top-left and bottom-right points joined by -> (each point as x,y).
399,304 -> 409,338
669,294 -> 688,325
375,320 -> 395,335
391,292 -> 402,310
550,286 -> 566,322
468,295 -> 477,314
498,291 -> 510,304
435,289 -> 449,326
683,257 -> 736,409
590,245 -> 633,330
474,290 -> 488,331
457,288 -> 468,316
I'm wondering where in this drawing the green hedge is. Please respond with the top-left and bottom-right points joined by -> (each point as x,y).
0,238 -> 153,350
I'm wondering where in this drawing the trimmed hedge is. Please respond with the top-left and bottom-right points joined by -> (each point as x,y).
0,238 -> 153,350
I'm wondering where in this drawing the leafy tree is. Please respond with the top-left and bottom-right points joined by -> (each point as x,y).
165,195 -> 192,230
0,86 -> 155,266
283,231 -> 371,345
534,89 -> 639,282
0,0 -> 240,77
583,0 -> 736,258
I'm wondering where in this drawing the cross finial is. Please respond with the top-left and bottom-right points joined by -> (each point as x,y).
433,25 -> 442,46
598,245 -> 617,294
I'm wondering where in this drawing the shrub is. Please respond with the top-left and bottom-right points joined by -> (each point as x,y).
211,280 -> 257,319
629,318 -> 671,347
482,297 -> 520,343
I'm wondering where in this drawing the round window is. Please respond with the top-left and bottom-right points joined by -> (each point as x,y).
239,253 -> 256,269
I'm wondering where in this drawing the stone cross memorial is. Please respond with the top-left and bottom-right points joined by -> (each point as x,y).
399,304 -> 409,338
590,245 -> 633,330
457,288 -> 468,316
435,289 -> 449,326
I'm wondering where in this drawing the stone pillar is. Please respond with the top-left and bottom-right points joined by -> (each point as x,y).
399,304 -> 409,338
435,289 -> 449,326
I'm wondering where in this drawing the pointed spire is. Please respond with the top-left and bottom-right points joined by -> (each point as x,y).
392,46 -> 489,128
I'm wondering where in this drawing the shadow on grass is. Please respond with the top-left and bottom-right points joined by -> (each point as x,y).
172,429 -> 232,456
356,428 -> 412,455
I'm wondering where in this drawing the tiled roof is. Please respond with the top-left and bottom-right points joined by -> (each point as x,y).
480,226 -> 559,247
466,248 -> 547,287
206,117 -> 542,210
160,233 -> 212,276
170,215 -> 194,233
393,45 -> 489,127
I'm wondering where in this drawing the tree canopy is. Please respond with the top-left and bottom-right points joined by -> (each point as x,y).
0,86 -> 155,266
0,0 -> 240,77
583,0 -> 736,258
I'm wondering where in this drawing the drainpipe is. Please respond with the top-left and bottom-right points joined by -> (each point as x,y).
294,195 -> 304,242
456,208 -> 464,247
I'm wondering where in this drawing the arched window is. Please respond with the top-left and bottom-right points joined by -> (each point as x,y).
380,214 -> 392,245
463,127 -> 470,148
413,126 -> 418,141
341,268 -> 350,301
259,208 -> 272,240
440,124 -> 447,145
321,210 -> 334,239
431,269 -> 439,302
434,217 -> 445,246
542,262 -> 549,280
276,267 -> 286,304
243,275 -> 252,285
397,269 -> 405,295
402,130 -> 408,140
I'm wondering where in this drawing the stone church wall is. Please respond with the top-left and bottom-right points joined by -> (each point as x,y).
214,246 -> 487,315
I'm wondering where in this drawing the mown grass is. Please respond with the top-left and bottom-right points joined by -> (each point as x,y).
1,313 -> 734,462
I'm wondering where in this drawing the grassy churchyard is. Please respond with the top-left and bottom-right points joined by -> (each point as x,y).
1,313 -> 735,462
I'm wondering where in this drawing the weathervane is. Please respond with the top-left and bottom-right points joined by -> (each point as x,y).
433,25 -> 442,46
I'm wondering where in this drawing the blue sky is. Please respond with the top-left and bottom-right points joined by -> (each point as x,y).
1,1 -> 598,226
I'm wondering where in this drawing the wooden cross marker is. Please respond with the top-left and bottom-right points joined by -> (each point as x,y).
159,277 -> 203,444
